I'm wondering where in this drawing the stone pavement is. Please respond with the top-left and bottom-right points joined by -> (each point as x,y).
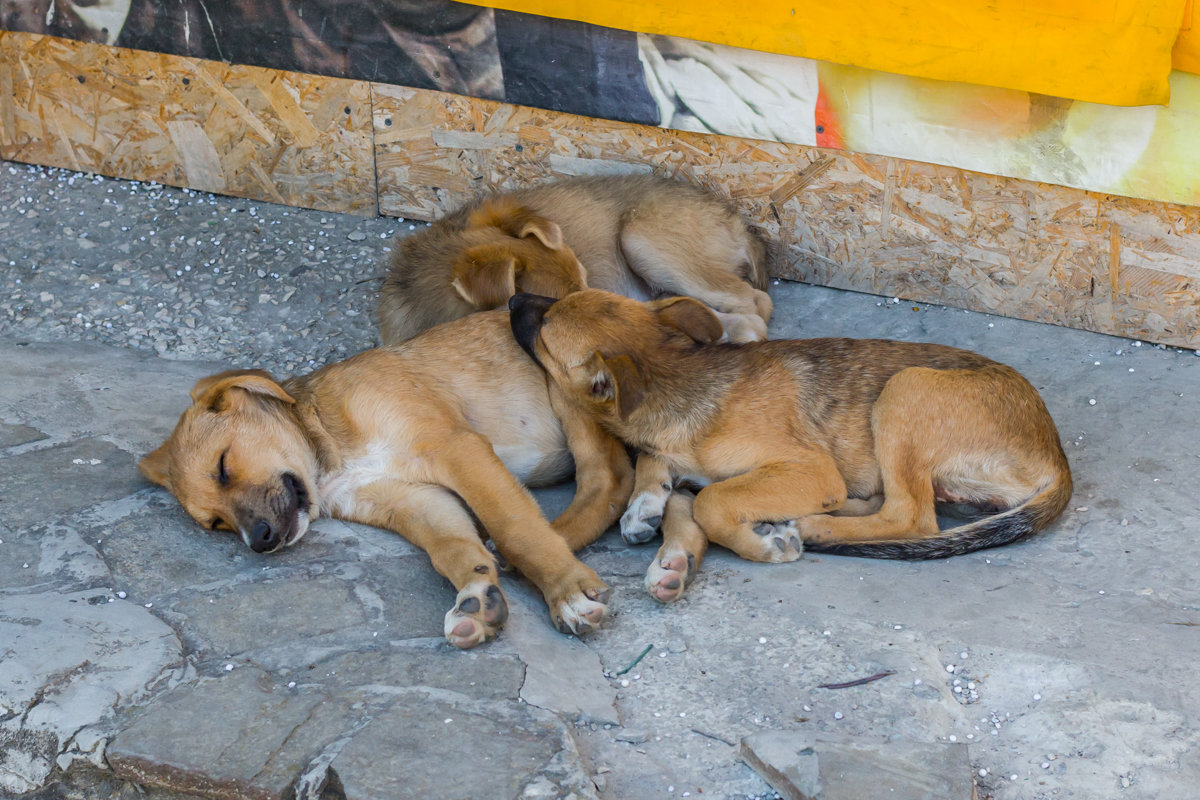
2,162 -> 1200,799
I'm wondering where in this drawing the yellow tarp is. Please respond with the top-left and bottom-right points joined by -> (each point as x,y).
473,0 -> 1189,106
1175,0 -> 1200,75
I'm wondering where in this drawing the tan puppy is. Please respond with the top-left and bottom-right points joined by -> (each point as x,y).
378,175 -> 773,345
139,311 -> 633,648
509,290 -> 1072,602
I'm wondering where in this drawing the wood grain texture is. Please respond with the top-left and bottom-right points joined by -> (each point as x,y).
372,83 -> 1200,349
1,33 -> 1195,347
0,31 -> 375,215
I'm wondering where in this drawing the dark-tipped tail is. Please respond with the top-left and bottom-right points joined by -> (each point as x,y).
805,471 -> 1073,560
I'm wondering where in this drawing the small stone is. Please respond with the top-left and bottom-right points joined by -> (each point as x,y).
347,231 -> 367,241
615,728 -> 649,744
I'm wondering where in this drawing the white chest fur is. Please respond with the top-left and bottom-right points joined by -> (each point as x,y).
317,441 -> 395,518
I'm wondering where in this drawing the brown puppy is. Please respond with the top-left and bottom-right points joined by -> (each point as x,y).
510,290 -> 1072,602
378,175 -> 773,345
139,310 -> 632,648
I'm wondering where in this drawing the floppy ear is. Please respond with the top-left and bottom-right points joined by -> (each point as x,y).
139,442 -> 172,488
652,297 -> 724,344
451,246 -> 519,309
586,351 -> 647,419
468,199 -> 564,250
190,369 -> 294,411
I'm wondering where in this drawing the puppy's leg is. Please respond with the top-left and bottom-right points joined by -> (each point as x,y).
796,370 -> 953,546
711,310 -> 771,344
692,456 -> 846,563
548,388 -> 634,550
619,227 -> 773,341
430,428 -> 611,635
357,482 -> 507,649
620,453 -> 673,545
646,491 -> 708,603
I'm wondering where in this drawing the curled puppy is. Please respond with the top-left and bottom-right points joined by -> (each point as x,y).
509,290 -> 1072,602
379,175 -> 772,345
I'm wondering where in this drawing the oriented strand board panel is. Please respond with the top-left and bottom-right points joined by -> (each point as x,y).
373,84 -> 1200,349
0,32 -> 376,215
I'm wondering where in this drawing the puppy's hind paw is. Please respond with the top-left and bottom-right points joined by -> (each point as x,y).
444,580 -> 508,649
547,569 -> 610,636
752,520 -> 803,563
645,551 -> 695,603
621,490 -> 668,545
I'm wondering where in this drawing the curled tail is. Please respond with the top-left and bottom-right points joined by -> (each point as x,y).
805,470 -> 1073,560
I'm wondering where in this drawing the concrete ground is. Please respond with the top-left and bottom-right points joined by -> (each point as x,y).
1,161 -> 1198,800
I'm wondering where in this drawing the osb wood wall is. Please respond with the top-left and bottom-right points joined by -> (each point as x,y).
3,32 -> 1198,349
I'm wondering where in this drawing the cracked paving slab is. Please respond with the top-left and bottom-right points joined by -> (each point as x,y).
0,590 -> 182,795
3,162 -> 1200,799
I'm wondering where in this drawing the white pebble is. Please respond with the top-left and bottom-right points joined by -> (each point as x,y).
1010,774 -> 1019,781
946,664 -> 956,673
833,712 -> 843,720
1041,762 -> 1050,769
224,663 -> 233,671
1088,399 -> 1097,405
978,769 -> 988,777
960,651 -> 968,659
287,681 -> 296,688
444,718 -> 453,724
948,735 -> 957,742
758,636 -> 767,644
116,591 -> 127,599
1033,693 -> 1042,700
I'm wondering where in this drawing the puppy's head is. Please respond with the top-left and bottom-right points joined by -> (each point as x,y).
450,199 -> 587,309
139,370 -> 318,554
509,289 -> 722,421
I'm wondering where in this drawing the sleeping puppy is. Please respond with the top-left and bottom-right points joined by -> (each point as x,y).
139,310 -> 633,648
509,290 -> 1072,602
378,175 -> 773,345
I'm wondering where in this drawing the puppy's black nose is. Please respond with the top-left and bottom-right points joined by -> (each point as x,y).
509,293 -> 556,363
249,519 -> 278,553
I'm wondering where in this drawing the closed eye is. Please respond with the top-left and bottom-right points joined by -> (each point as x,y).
217,450 -> 230,487
209,517 -> 226,531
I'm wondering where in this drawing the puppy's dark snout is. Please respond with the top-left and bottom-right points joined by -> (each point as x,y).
509,293 -> 556,363
249,519 -> 278,553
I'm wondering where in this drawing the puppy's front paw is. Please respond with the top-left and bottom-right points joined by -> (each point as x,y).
723,313 -> 769,343
752,520 -> 803,563
645,550 -> 696,603
621,490 -> 668,544
546,566 -> 610,636
444,580 -> 508,649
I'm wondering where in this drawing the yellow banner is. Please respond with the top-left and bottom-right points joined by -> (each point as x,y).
1175,0 -> 1200,75
473,0 -> 1188,106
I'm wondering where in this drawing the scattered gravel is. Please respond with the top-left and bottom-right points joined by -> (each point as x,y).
0,162 -> 422,375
